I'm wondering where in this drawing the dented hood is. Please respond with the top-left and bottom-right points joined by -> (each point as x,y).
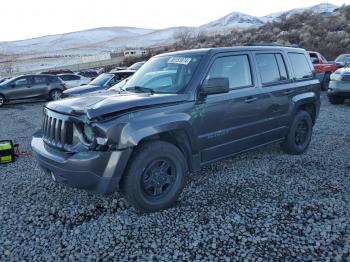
46,91 -> 189,119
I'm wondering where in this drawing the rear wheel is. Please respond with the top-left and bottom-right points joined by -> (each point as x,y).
328,95 -> 345,105
49,90 -> 62,101
122,141 -> 188,212
0,95 -> 5,107
281,110 -> 313,155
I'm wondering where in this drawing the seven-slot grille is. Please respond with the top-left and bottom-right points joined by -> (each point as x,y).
42,110 -> 73,149
342,74 -> 350,81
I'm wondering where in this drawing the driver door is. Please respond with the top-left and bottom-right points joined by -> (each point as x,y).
192,52 -> 264,163
6,76 -> 33,100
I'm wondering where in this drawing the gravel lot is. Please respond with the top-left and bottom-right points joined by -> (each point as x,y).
0,96 -> 349,261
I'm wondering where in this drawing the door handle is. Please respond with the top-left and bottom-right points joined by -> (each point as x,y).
284,90 -> 294,95
245,97 -> 258,103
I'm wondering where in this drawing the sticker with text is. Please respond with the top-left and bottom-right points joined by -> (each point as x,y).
168,57 -> 192,65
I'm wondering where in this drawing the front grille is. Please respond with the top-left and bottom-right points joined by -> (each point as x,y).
342,74 -> 350,81
42,110 -> 74,149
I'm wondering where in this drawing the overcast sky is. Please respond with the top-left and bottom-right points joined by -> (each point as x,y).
0,0 -> 348,42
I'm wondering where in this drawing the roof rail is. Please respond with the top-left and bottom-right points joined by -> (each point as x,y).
244,43 -> 300,48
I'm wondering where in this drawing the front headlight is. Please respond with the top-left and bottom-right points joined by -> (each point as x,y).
330,72 -> 342,81
83,124 -> 96,143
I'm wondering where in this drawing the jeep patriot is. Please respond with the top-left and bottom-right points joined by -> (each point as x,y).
32,46 -> 321,212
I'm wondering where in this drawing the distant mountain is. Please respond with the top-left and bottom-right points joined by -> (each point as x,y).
261,3 -> 338,22
0,3 -> 340,58
201,12 -> 264,31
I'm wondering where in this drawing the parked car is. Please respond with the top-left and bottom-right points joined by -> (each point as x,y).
328,64 -> 350,104
109,67 -> 127,73
58,74 -> 91,88
63,70 -> 135,97
0,74 -> 66,106
32,46 -> 320,212
40,69 -> 74,75
109,62 -> 145,74
127,61 -> 146,71
0,77 -> 11,84
308,51 -> 337,91
334,54 -> 350,68
77,70 -> 99,80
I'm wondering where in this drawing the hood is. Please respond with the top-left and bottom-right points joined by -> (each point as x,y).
335,67 -> 350,75
63,84 -> 103,95
47,91 -> 189,119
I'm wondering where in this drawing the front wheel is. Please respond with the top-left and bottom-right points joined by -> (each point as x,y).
49,90 -> 63,101
0,95 -> 5,107
121,141 -> 188,212
328,95 -> 345,105
281,110 -> 313,155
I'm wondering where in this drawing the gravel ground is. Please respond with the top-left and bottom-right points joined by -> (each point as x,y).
0,96 -> 349,261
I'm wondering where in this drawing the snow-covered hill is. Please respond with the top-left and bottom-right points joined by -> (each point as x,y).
201,12 -> 264,31
261,3 -> 338,22
0,3 -> 340,58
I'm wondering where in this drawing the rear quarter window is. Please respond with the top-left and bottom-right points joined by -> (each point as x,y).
288,53 -> 313,80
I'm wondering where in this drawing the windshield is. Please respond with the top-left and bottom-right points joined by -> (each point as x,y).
89,73 -> 113,86
335,54 -> 350,63
0,77 -> 14,85
122,55 -> 202,94
109,77 -> 130,91
128,62 -> 145,71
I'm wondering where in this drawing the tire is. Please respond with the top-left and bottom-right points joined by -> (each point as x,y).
49,89 -> 63,101
328,95 -> 345,105
281,110 -> 313,155
0,95 -> 5,107
321,73 -> 331,91
121,141 -> 188,212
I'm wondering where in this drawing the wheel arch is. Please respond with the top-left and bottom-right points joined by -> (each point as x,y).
291,93 -> 318,125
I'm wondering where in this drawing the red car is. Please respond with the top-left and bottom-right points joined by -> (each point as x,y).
308,51 -> 337,90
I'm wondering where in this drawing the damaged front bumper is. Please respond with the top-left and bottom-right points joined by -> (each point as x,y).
31,130 -> 132,194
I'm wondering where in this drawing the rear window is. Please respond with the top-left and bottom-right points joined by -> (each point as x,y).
288,53 -> 313,80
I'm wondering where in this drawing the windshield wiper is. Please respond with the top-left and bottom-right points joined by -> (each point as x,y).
125,86 -> 155,94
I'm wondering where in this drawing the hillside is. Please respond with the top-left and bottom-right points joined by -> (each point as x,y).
0,3 -> 340,57
161,4 -> 350,61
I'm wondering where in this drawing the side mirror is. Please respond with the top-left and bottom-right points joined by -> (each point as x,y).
200,78 -> 229,95
310,57 -> 319,64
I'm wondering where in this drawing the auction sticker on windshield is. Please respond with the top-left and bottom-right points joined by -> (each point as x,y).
168,57 -> 192,65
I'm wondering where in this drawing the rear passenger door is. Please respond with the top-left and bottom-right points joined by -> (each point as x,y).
194,52 -> 264,163
31,76 -> 49,97
253,52 -> 295,139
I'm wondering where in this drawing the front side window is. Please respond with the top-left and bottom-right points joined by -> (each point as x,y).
206,55 -> 252,90
256,53 -> 288,85
14,77 -> 30,86
123,54 -> 202,94
288,53 -> 313,80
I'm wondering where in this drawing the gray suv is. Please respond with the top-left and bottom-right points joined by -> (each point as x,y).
0,74 -> 66,106
32,46 -> 320,212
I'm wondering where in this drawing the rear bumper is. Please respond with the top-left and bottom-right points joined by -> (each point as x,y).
31,130 -> 132,194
